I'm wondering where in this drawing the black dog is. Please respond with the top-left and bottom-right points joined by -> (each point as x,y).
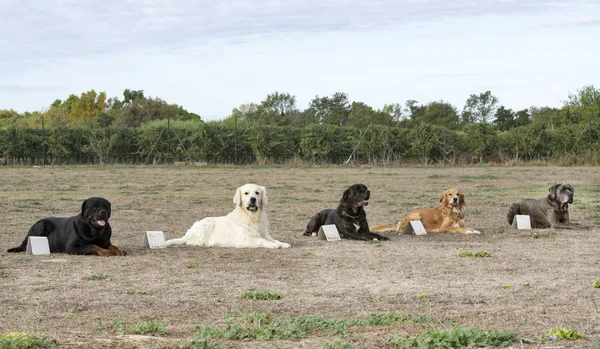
303,184 -> 389,241
7,197 -> 126,256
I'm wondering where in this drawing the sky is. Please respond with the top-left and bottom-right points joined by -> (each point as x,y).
1,0 -> 599,121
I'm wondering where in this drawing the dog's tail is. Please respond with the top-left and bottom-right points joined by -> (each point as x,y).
7,237 -> 28,253
507,203 -> 521,225
370,223 -> 400,233
165,236 -> 187,246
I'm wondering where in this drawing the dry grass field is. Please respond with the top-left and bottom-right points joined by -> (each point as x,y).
1,165 -> 600,348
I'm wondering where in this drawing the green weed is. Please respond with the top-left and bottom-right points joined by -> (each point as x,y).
112,318 -> 168,335
84,273 -> 108,281
192,312 -> 434,342
547,328 -> 583,340
389,327 -> 518,348
0,332 -> 57,348
459,251 -> 490,258
238,289 -> 281,300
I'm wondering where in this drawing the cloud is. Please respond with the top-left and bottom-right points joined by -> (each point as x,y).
1,0 -> 572,63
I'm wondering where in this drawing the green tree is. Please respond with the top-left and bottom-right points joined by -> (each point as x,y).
382,103 -> 404,122
462,91 -> 499,124
421,101 -> 460,128
494,106 -> 515,131
70,90 -> 107,125
306,92 -> 351,126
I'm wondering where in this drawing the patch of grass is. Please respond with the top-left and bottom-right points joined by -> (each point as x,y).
34,285 -> 55,292
0,270 -> 8,278
186,263 -> 200,269
459,251 -> 490,258
301,252 -> 314,257
0,332 -> 58,348
546,328 -> 583,340
459,174 -> 499,180
592,280 -> 600,288
469,209 -> 483,215
357,313 -> 434,326
325,339 -> 356,349
126,290 -> 149,295
166,279 -> 184,285
427,174 -> 444,179
192,312 -> 435,342
389,327 -> 519,348
186,336 -> 230,349
112,318 -> 168,335
18,257 -> 32,263
502,284 -> 512,289
84,273 -> 108,281
417,293 -> 427,299
238,289 -> 281,300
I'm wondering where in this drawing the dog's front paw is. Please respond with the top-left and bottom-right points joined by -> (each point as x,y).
113,249 -> 127,256
378,236 -> 390,241
466,229 -> 481,235
279,243 -> 291,249
95,249 -> 114,257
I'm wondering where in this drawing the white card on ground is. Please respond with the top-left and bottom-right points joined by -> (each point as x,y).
317,224 -> 341,241
512,215 -> 531,230
26,236 -> 51,255
402,220 -> 427,235
144,231 -> 166,249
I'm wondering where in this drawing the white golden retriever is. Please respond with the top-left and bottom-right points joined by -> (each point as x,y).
165,183 -> 291,249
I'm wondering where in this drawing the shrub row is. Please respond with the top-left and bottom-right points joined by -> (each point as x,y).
0,120 -> 598,165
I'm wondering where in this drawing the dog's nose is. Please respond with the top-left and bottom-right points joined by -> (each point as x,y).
250,197 -> 257,203
453,197 -> 458,203
99,209 -> 106,216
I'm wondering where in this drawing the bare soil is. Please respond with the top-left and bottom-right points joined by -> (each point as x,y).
1,165 -> 599,348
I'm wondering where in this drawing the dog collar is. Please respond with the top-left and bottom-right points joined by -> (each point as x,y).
342,210 -> 360,219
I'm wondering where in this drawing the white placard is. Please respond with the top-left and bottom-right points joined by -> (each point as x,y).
143,231 -> 166,249
317,224 -> 341,241
26,236 -> 51,255
402,220 -> 427,235
512,215 -> 531,230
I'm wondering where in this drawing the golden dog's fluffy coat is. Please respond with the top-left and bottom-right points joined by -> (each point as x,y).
370,188 -> 480,234
165,184 -> 291,249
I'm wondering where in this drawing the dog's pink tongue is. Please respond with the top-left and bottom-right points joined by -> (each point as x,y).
97,220 -> 106,227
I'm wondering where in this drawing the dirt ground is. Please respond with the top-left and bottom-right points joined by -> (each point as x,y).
1,165 -> 600,348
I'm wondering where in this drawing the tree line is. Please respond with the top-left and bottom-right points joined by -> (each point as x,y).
0,86 -> 599,165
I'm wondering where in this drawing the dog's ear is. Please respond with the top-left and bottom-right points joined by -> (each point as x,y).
439,191 -> 446,203
459,193 -> 466,206
548,184 -> 560,200
261,186 -> 268,206
81,199 -> 88,216
342,188 -> 350,201
233,186 -> 242,206
566,184 -> 574,193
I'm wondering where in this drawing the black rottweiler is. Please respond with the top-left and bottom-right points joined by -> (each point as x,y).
303,184 -> 389,241
7,197 -> 126,256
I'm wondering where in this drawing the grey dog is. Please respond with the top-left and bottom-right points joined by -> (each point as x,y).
507,184 -> 587,229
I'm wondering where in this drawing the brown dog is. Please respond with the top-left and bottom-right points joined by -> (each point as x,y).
370,188 -> 480,234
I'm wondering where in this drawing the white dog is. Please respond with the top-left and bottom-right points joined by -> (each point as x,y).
165,184 -> 291,249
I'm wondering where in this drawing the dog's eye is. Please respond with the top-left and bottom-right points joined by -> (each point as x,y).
255,191 -> 259,195
244,192 -> 249,195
